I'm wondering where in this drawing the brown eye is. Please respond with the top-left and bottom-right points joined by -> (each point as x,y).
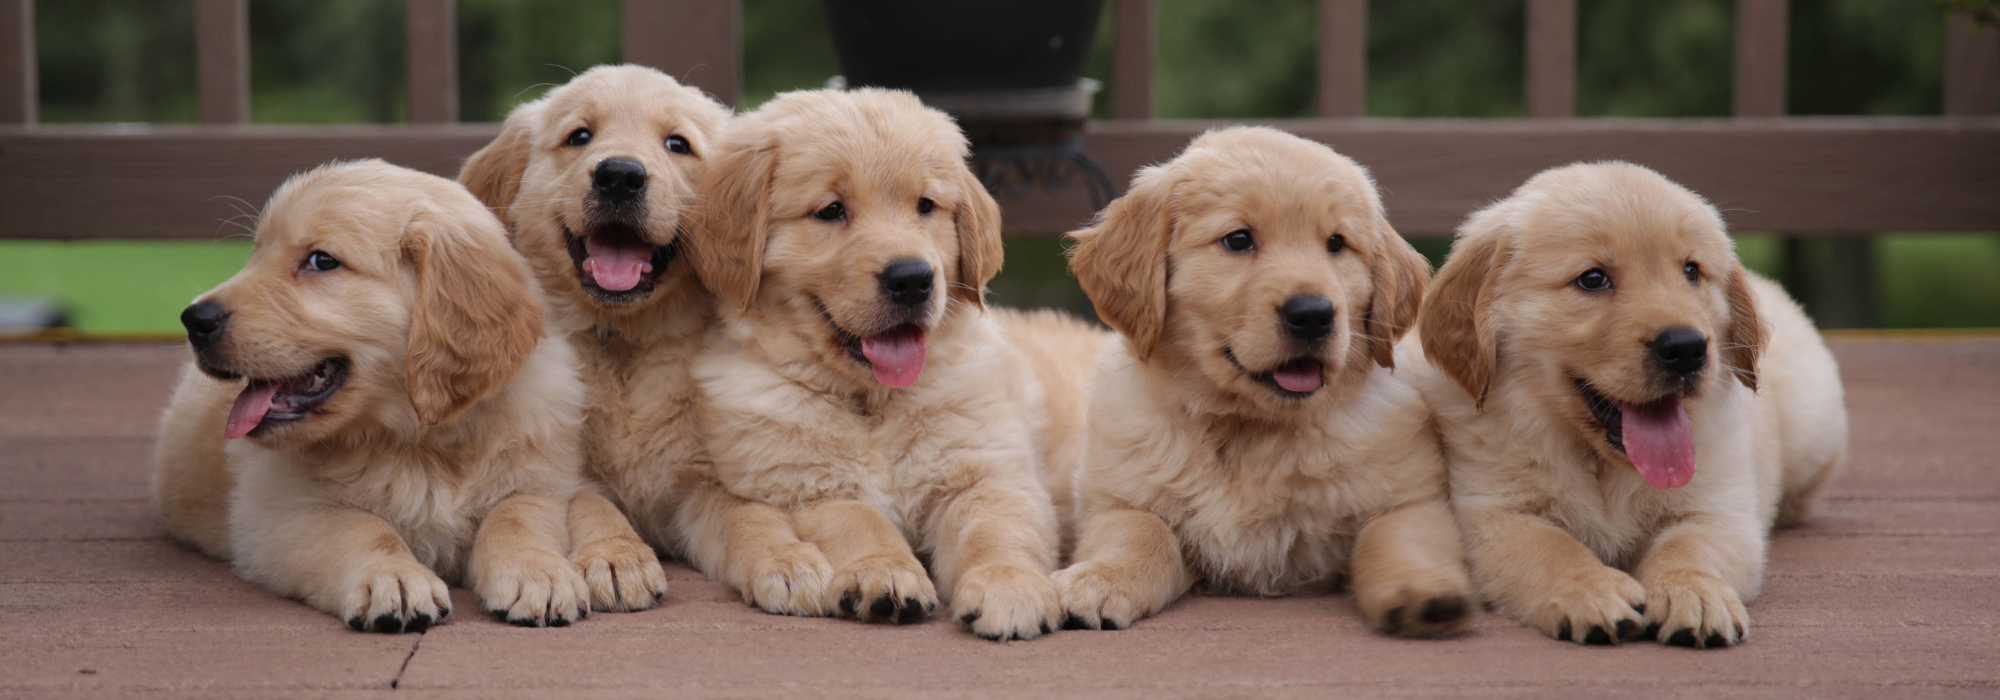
303,250 -> 341,272
565,128 -> 592,147
917,198 -> 935,215
665,135 -> 692,155
1221,230 -> 1254,252
1327,234 -> 1345,255
1576,268 -> 1611,292
1684,262 -> 1700,284
814,202 -> 846,221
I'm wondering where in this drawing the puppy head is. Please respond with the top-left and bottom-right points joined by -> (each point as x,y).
1069,127 -> 1428,416
689,88 -> 1001,389
459,64 -> 730,313
1419,161 -> 1764,489
183,160 -> 544,444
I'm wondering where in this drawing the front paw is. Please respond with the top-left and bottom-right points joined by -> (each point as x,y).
571,535 -> 668,613
742,541 -> 835,617
954,564 -> 1060,642
1522,564 -> 1649,645
1643,570 -> 1749,649
477,550 -> 590,628
1051,560 -> 1168,632
337,558 -> 452,634
1356,572 -> 1475,638
828,553 -> 936,625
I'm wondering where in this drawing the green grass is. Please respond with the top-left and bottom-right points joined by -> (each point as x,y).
0,241 -> 251,333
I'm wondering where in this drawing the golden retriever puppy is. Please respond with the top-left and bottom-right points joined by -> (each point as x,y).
1054,127 -> 1472,637
460,65 -> 828,615
1407,161 -> 1847,648
152,160 -> 621,631
687,88 -> 1100,641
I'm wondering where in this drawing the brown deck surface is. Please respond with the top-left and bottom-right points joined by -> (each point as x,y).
3,338 -> 1997,698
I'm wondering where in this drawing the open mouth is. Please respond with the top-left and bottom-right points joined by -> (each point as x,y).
1576,378 -> 1697,489
1224,347 -> 1324,398
820,303 -> 928,389
563,223 -> 675,304
224,358 -> 347,440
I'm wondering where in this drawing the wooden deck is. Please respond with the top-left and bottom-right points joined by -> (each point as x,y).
3,337 -> 1997,698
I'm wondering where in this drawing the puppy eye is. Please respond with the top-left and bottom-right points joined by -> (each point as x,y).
814,201 -> 846,222
1327,234 -> 1345,255
665,135 -> 693,155
1221,230 -> 1255,252
917,198 -> 935,215
1576,268 -> 1612,292
303,250 -> 341,273
565,128 -> 592,147
1683,261 -> 1701,284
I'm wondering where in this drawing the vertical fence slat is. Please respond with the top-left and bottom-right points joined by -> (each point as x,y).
1734,0 -> 1788,118
1111,0 -> 1154,119
1316,0 -> 1365,118
623,0 -> 739,108
1525,0 -> 1575,118
1945,12 -> 1999,116
406,0 -> 456,123
1,0 -> 31,124
196,0 -> 248,124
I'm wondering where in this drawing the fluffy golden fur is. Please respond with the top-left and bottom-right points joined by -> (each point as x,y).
1055,127 -> 1473,637
1405,161 -> 1847,648
687,88 -> 1101,641
152,160 -> 655,631
460,65 -> 820,614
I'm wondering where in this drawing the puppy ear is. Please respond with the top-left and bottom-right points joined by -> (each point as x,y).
1722,264 -> 1766,391
1067,166 -> 1177,361
458,100 -> 543,220
1362,213 -> 1431,370
1419,218 -> 1509,407
951,167 -> 1004,308
688,142 -> 776,311
402,212 -> 545,425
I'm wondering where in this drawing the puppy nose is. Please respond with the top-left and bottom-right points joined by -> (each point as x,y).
181,301 -> 228,349
878,258 -> 934,308
591,157 -> 647,203
1280,295 -> 1335,342
1651,326 -> 1708,378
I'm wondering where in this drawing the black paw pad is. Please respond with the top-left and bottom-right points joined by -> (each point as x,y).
1667,628 -> 1697,647
838,591 -> 856,616
1645,622 -> 1662,638
1382,606 -> 1406,634
895,597 -> 926,625
373,613 -> 404,634
1061,614 -> 1091,631
1420,596 -> 1469,625
1615,619 -> 1638,641
1704,631 -> 1727,648
508,616 -> 539,628
1632,603 -> 1645,615
868,595 -> 896,621
1040,621 -> 1052,635
1557,622 -> 1573,642
548,616 -> 570,628
1583,626 -> 1613,645
960,609 -> 979,625
976,631 -> 1004,642
406,613 -> 433,634
438,607 -> 452,620
1100,618 -> 1122,631
347,617 -> 366,632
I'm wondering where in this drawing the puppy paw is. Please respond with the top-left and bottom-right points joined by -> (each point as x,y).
953,564 -> 1061,642
1524,564 -> 1648,645
571,535 -> 668,613
1051,560 -> 1166,632
743,541 -> 836,617
476,550 -> 591,628
828,554 -> 936,624
1643,570 -> 1749,649
337,557 -> 452,634
1357,573 -> 1476,638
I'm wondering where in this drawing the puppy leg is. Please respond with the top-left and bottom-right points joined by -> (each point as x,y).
1350,499 -> 1476,637
231,500 -> 451,634
1634,515 -> 1763,649
568,489 -> 669,613
926,481 -> 1063,642
1052,508 -> 1192,632
1464,511 -> 1648,645
793,500 -> 936,624
468,494 -> 591,627
676,481 -> 835,617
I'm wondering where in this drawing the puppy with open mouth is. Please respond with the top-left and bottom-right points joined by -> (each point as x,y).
1406,161 -> 1848,648
153,160 -> 635,631
686,88 -> 1101,641
1054,127 -> 1474,637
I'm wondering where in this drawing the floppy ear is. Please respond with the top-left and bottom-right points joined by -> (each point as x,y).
951,167 -> 1004,308
1362,212 -> 1431,370
457,100 -> 543,221
402,212 -> 545,425
1067,166 -> 1177,361
687,141 -> 775,311
1722,264 -> 1766,391
1419,218 -> 1509,407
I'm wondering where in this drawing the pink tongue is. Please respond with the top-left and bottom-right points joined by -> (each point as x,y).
1620,395 -> 1697,488
1272,359 -> 1324,393
581,237 -> 653,292
860,329 -> 927,388
224,382 -> 279,440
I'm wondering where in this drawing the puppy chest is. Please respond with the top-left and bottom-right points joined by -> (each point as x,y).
1167,486 -> 1363,596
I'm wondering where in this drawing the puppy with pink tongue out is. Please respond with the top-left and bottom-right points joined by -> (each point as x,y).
1406,161 -> 1848,649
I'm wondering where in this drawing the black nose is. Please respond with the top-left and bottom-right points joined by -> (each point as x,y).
181,301 -> 228,349
591,157 -> 647,204
879,258 -> 934,308
1280,295 -> 1335,342
1651,326 -> 1708,378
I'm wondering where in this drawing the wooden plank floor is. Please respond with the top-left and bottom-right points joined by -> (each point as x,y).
3,338 -> 1996,698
